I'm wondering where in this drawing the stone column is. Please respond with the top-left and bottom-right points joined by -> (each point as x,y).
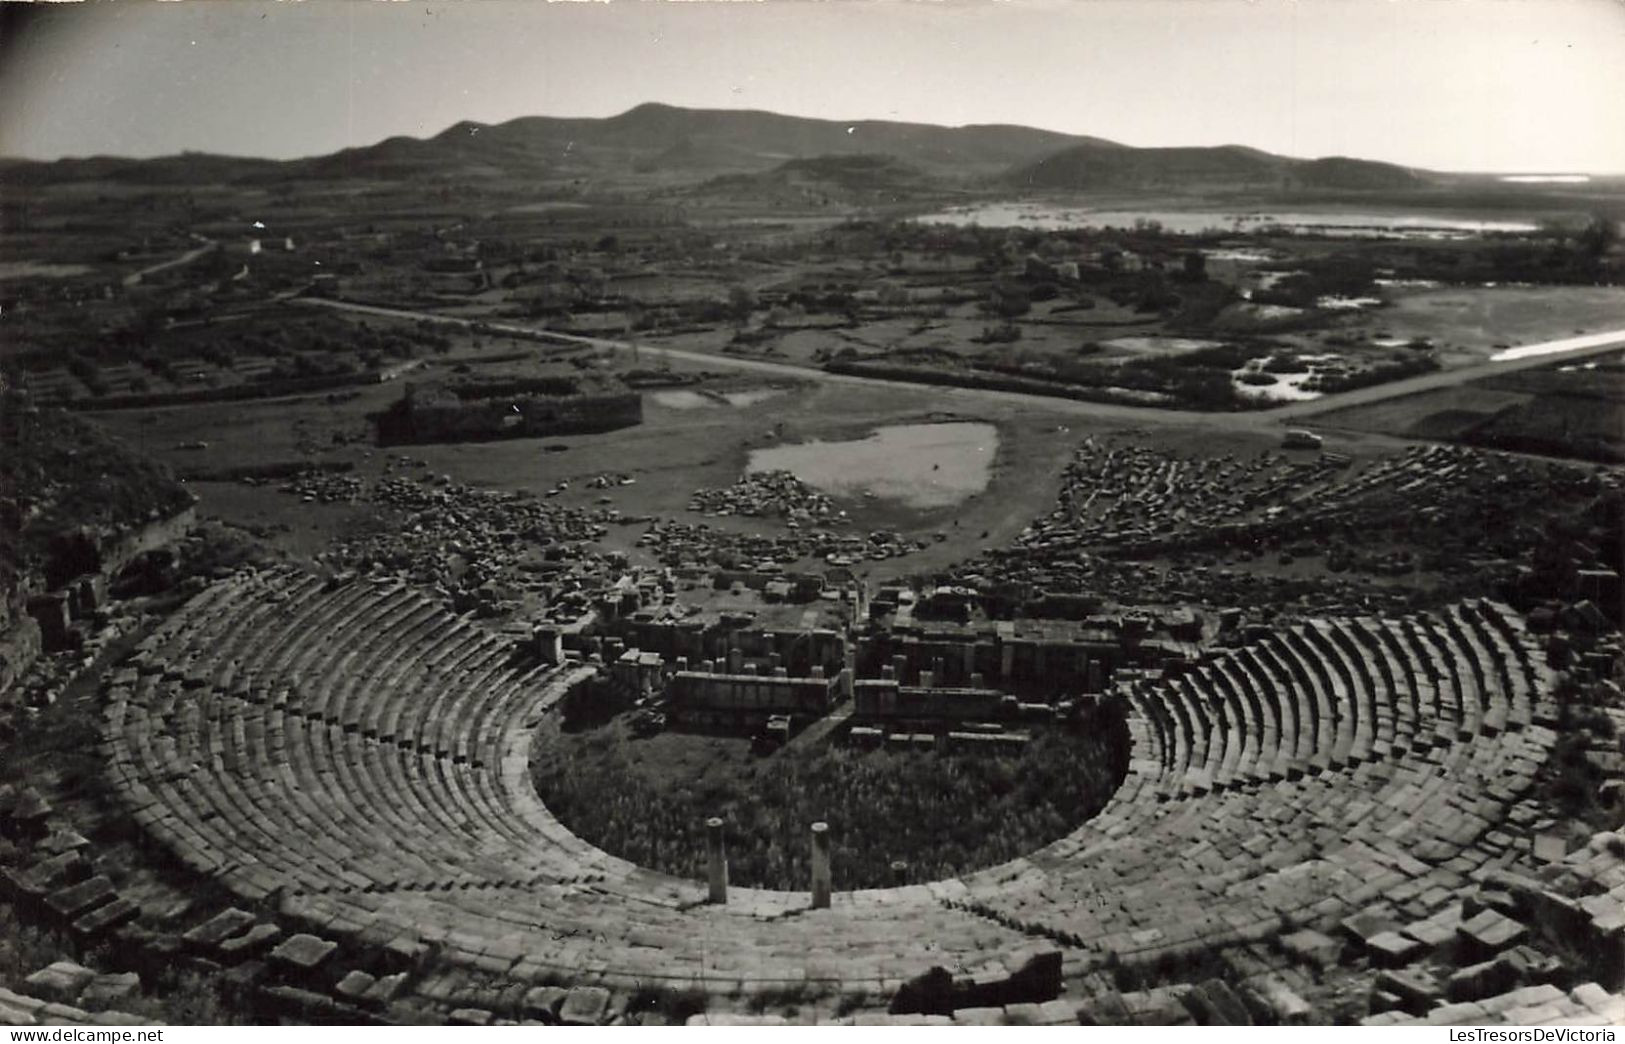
890,860 -> 909,887
707,817 -> 728,904
810,822 -> 831,909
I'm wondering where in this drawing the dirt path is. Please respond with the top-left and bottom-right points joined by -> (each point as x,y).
122,235 -> 217,287
1274,328 -> 1625,420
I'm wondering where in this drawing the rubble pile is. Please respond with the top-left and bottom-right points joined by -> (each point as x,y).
640,518 -> 923,571
278,471 -> 364,504
689,470 -> 842,523
956,440 -> 1623,616
315,476 -> 618,618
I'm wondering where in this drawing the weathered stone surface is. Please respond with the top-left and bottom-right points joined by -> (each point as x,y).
364,973 -> 409,1007
71,898 -> 139,940
44,876 -> 114,921
218,923 -> 282,959
521,985 -> 568,1021
1366,930 -> 1426,967
1376,968 -> 1441,1014
21,963 -> 96,1004
951,1006 -> 1006,1026
182,908 -> 257,951
268,934 -> 339,973
77,974 -> 141,1012
558,985 -> 612,1026
1458,909 -> 1529,960
1340,906 -> 1400,946
334,970 -> 376,1003
1280,928 -> 1341,969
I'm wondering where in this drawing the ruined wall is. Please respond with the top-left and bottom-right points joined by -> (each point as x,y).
853,679 -> 1007,721
613,621 -> 846,677
377,388 -> 642,444
856,627 -> 1173,696
668,668 -> 843,717
3,505 -> 197,685
96,506 -> 197,582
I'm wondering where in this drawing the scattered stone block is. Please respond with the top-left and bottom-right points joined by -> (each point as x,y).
1400,918 -> 1456,953
1340,906 -> 1400,946
41,1000 -> 93,1022
688,1013 -> 789,1026
268,934 -> 339,975
521,985 -> 568,1021
39,829 -> 91,856
22,962 -> 96,1004
1376,968 -> 1442,1015
1366,931 -> 1426,967
951,1006 -> 1005,1026
259,985 -> 337,1021
448,1008 -> 492,1026
1458,908 -> 1529,961
44,876 -> 114,921
71,898 -> 139,940
364,973 -> 409,1007
1280,928 -> 1341,969
0,997 -> 40,1027
1032,999 -> 1080,1025
182,908 -> 257,953
334,970 -> 376,1005
1368,989 -> 1405,1016
28,851 -> 90,890
218,923 -> 282,959
1532,834 -> 1568,863
1448,958 -> 1518,1003
77,973 -> 140,1012
89,1012 -> 151,1027
558,985 -> 611,1026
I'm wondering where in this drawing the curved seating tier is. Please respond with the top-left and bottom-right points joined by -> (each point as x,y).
103,570 -> 1560,995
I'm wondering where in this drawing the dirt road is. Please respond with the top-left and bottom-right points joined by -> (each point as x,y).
122,236 -> 218,287
1275,329 -> 1625,420
300,296 -> 1625,433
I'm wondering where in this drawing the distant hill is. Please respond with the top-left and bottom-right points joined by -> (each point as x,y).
1006,140 -> 1430,192
1,102 -> 1440,195
690,153 -> 956,207
289,103 -> 1089,182
0,151 -> 281,187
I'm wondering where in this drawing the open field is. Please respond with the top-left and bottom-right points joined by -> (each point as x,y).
1304,348 -> 1625,462
1341,285 -> 1625,363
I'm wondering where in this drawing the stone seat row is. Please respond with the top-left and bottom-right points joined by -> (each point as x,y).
1125,601 -> 1547,801
103,571 -> 1560,996
963,723 -> 1549,972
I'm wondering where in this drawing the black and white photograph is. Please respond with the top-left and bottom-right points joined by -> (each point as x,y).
0,0 -> 1622,1030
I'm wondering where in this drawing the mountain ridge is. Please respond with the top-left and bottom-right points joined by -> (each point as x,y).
0,102 -> 1440,191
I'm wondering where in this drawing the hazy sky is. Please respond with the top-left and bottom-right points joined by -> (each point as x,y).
2,0 -> 1622,173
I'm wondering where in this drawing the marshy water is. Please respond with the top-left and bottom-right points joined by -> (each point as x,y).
918,202 -> 1537,239
748,421 -> 997,509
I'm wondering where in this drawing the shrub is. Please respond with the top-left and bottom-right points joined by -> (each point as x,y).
533,711 -> 1129,892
